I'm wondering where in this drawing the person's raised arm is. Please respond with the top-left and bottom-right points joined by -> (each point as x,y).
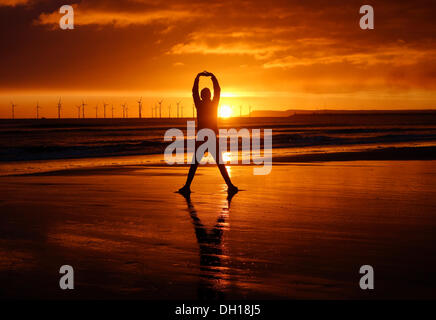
192,73 -> 201,106
211,73 -> 221,104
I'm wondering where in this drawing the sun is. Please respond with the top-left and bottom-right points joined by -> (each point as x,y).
219,105 -> 233,118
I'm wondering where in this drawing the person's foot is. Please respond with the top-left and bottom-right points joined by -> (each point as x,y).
227,184 -> 238,194
177,185 -> 191,195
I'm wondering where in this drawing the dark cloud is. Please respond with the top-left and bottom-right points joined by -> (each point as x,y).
0,0 -> 435,97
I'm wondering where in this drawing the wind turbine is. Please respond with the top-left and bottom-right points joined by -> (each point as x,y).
81,100 -> 87,119
36,101 -> 41,119
158,100 -> 163,118
103,102 -> 108,119
57,98 -> 62,119
137,97 -> 142,119
75,105 -> 81,119
11,102 -> 16,119
168,104 -> 172,118
122,103 -> 128,118
176,101 -> 181,118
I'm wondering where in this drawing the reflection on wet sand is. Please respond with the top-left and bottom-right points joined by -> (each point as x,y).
180,192 -> 237,300
2,162 -> 436,299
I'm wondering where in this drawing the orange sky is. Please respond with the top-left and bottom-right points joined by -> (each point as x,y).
0,0 -> 435,118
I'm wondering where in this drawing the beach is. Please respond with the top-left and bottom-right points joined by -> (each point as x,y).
1,160 -> 435,299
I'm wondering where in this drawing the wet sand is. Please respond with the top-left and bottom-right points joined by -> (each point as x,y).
0,161 -> 436,299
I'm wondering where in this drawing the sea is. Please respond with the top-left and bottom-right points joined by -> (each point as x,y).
1,112 -> 436,175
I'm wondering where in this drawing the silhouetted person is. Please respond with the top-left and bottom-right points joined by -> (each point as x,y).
179,71 -> 238,195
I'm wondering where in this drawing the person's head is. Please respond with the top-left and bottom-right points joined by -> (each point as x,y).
200,88 -> 211,101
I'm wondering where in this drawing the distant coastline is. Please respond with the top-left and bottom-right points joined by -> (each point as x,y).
250,109 -> 436,117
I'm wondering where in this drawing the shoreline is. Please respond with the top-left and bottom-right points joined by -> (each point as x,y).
1,145 -> 436,177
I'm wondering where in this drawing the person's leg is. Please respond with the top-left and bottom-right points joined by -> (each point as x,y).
179,141 -> 201,193
217,163 -> 232,186
185,162 -> 199,187
213,138 -> 238,192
